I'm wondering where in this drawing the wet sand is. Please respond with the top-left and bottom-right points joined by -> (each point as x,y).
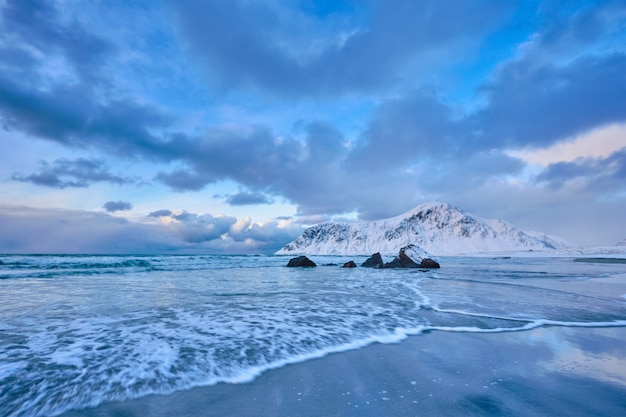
60,326 -> 626,417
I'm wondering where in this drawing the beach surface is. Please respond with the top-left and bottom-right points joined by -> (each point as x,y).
61,325 -> 626,417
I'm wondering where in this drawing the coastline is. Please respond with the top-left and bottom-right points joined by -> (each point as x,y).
60,325 -> 626,417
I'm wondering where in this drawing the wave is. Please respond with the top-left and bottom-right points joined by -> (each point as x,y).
0,257 -> 155,280
3,306 -> 625,417
41,259 -> 154,270
0,255 -> 288,279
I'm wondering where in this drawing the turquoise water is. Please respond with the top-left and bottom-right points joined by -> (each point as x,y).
1,255 -> 625,417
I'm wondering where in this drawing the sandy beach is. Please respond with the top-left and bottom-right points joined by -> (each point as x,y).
60,325 -> 626,417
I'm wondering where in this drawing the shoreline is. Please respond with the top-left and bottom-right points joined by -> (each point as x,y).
60,325 -> 626,417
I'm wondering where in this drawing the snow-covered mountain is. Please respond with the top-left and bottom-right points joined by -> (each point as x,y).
276,202 -> 573,256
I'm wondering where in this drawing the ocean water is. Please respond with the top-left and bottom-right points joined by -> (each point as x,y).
1,254 -> 625,417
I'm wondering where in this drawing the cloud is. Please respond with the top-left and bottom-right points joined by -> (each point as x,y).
0,205 -> 303,254
0,205 -> 179,254
346,93 -> 460,172
168,0 -> 512,97
229,218 -> 304,247
508,123 -> 626,166
2,1 -> 622,216
103,201 -> 133,213
145,207 -> 302,251
0,0 -> 624,249
474,53 -> 626,149
445,178 -> 626,247
155,169 -> 211,192
0,77 -> 171,154
11,158 -> 136,188
166,211 -> 238,243
151,126 -> 306,192
0,0 -> 173,160
226,191 -> 274,206
535,147 -> 626,192
533,0 -> 625,56
148,209 -> 174,218
0,0 -> 114,84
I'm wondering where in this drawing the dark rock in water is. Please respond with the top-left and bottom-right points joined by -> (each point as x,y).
398,247 -> 420,267
382,257 -> 403,269
287,256 -> 316,267
361,252 -> 384,268
383,247 -> 418,268
419,258 -> 440,268
382,245 -> 440,269
342,261 -> 357,268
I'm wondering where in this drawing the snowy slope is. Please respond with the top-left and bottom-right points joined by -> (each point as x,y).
276,202 -> 573,256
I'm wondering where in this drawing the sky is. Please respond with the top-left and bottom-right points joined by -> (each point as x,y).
0,0 -> 625,254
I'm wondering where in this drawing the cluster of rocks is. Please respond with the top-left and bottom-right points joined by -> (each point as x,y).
286,245 -> 440,269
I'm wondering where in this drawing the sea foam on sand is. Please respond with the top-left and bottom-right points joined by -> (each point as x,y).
59,326 -> 626,417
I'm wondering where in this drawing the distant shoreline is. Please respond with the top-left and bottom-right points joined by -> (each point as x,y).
574,257 -> 626,264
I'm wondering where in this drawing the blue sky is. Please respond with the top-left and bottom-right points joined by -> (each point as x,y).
0,0 -> 625,253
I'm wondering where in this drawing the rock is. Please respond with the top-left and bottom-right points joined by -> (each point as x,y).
383,246 -> 418,268
287,256 -> 317,267
342,261 -> 357,268
382,245 -> 440,269
361,252 -> 384,268
402,244 -> 430,262
419,258 -> 440,268
382,257 -> 403,268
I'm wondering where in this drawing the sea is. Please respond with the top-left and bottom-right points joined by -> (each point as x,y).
1,254 -> 626,417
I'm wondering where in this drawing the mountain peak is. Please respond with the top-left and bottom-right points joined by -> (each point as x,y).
395,201 -> 460,218
276,201 -> 572,256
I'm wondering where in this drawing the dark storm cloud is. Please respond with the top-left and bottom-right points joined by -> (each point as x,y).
536,148 -> 626,192
0,77 -> 171,154
103,201 -> 133,213
154,126 -> 305,191
347,93 -> 460,172
0,0 -> 113,83
474,53 -> 626,149
168,0 -> 511,96
11,158 -> 136,188
149,121 -> 370,214
0,0 -> 171,160
226,192 -> 274,206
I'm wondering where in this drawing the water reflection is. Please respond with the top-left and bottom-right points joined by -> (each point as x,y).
532,327 -> 626,387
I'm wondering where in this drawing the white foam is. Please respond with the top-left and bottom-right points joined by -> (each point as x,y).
430,319 -> 626,334
432,306 -> 533,323
219,325 -> 429,385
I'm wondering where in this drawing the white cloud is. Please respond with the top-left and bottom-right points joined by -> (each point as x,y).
508,123 -> 626,166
